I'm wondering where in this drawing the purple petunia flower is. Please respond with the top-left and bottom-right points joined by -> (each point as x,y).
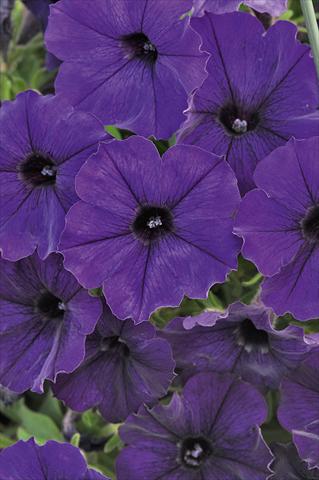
60,136 -> 241,323
0,438 -> 109,479
45,0 -> 206,138
0,252 -> 102,394
278,350 -> 319,470
22,0 -> 60,70
161,302 -> 312,391
234,137 -> 319,321
177,12 -> 319,194
193,0 -> 288,17
0,90 -> 106,261
269,443 -> 319,479
53,302 -> 175,423
116,372 -> 272,479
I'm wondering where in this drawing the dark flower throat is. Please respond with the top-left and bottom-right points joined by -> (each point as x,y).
100,336 -> 130,357
179,437 -> 213,469
236,318 -> 269,353
219,104 -> 259,135
301,205 -> 319,244
132,205 -> 173,244
20,153 -> 57,186
36,291 -> 65,319
121,32 -> 158,62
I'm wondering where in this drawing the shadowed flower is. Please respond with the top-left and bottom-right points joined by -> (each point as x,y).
193,0 -> 287,16
53,302 -> 175,423
234,137 -> 319,321
0,0 -> 15,61
278,350 -> 319,470
23,0 -> 57,29
177,12 -> 319,194
0,90 -> 106,261
45,0 -> 206,138
116,372 -> 272,480
269,443 -> 319,479
161,302 -> 312,391
0,253 -> 102,393
22,0 -> 60,69
0,438 -> 109,479
60,136 -> 241,323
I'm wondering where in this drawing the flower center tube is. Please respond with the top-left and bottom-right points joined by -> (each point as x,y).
179,436 -> 213,469
121,32 -> 158,62
219,104 -> 259,135
20,153 -> 57,186
301,205 -> 319,244
36,291 -> 65,319
235,318 -> 269,354
132,205 -> 173,244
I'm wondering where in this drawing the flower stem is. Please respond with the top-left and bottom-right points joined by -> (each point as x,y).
300,0 -> 319,84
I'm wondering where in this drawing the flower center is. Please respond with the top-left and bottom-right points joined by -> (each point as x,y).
20,153 -> 57,186
132,205 -> 173,244
235,318 -> 269,354
121,32 -> 158,62
99,336 -> 130,357
36,291 -> 65,319
301,205 -> 319,244
179,437 -> 213,469
219,104 -> 259,135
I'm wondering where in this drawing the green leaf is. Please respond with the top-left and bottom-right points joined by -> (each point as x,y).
80,409 -> 106,435
105,125 -> 122,139
0,399 -> 64,443
0,74 -> 12,100
86,451 -> 117,480
88,287 -> 103,297
104,433 -> 123,454
70,433 -> 81,447
279,9 -> 294,20
151,139 -> 170,156
30,68 -> 56,91
38,392 -> 63,425
0,433 -> 15,448
10,74 -> 27,96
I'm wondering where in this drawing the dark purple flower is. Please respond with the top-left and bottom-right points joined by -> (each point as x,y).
60,136 -> 241,323
116,372 -> 272,479
0,252 -> 102,394
22,0 -> 60,70
161,302 -> 312,391
177,12 -> 319,194
53,302 -> 175,423
234,137 -> 319,320
0,90 -> 106,261
0,0 -> 15,61
278,350 -> 319,469
0,438 -> 109,479
193,0 -> 288,16
45,0 -> 206,138
23,0 -> 57,30
269,443 -> 319,479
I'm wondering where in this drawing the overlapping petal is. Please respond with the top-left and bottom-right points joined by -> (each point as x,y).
0,438 -> 109,480
0,253 -> 101,393
0,90 -> 106,261
61,136 -> 241,323
193,0 -> 287,16
53,304 -> 175,422
117,372 -> 272,480
278,351 -> 319,469
46,0 -> 206,138
178,13 -> 319,194
162,302 -> 312,391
